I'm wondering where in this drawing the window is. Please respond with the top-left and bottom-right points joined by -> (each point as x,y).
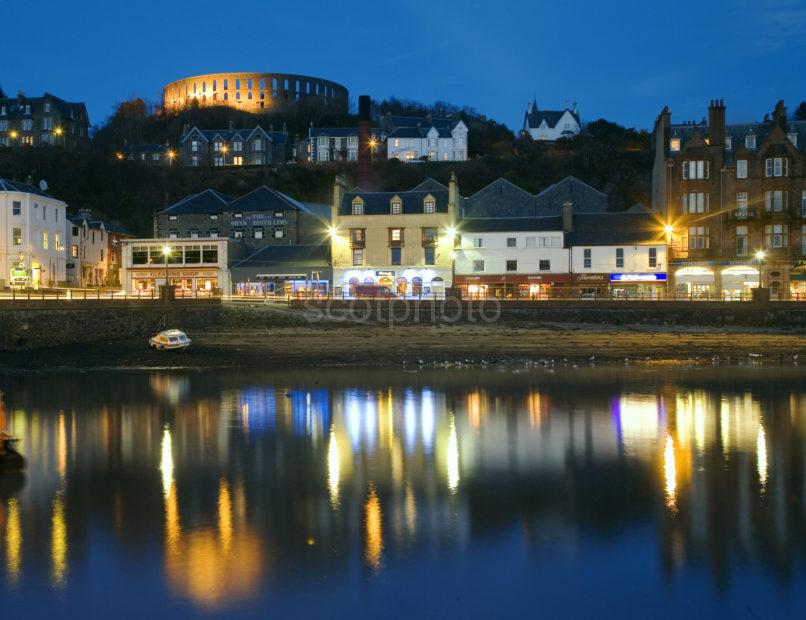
232,229 -> 244,239
350,229 -> 365,248
208,229 -> 220,238
473,260 -> 484,272
274,227 -> 285,238
389,228 -> 403,246
166,215 -> 178,222
233,156 -> 243,166
736,192 -> 748,218
539,259 -> 550,271
191,156 -> 200,167
12,201 -> 21,215
764,224 -> 787,248
682,160 -> 709,179
424,200 -> 435,214
233,141 -> 243,152
213,141 -> 222,152
391,201 -> 402,214
745,135 -> 756,149
802,191 -> 806,218
736,226 -> 748,256
424,246 -> 436,265
168,230 -> 179,239
391,247 -> 402,265
763,157 -> 787,177
132,246 -> 148,264
422,227 -> 437,245
682,192 -> 708,214
583,248 -> 592,269
352,202 -> 364,215
506,237 -> 516,248
670,138 -> 680,152
474,237 -> 484,248
525,237 -> 536,248
649,247 -> 657,268
253,226 -> 264,239
254,139 -> 263,151
352,249 -> 364,266
71,244 -> 79,258
182,246 -> 200,263
42,230 -> 49,249
616,248 -> 624,268
22,119 -> 32,131
189,229 -> 199,239
725,136 -> 732,150
191,140 -> 200,152
765,190 -> 786,212
233,212 -> 243,219
688,226 -> 709,250
202,245 -> 218,263
506,260 -> 517,271
12,227 -> 22,245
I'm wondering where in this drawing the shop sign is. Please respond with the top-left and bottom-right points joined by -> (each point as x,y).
574,273 -> 608,283
230,216 -> 288,227
610,273 -> 668,282
9,260 -> 29,284
376,271 -> 395,277
671,260 -> 717,267
130,270 -> 219,278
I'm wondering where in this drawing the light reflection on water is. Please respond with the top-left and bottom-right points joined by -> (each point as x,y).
0,366 -> 805,617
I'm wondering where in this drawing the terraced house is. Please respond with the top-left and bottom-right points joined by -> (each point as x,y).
330,176 -> 458,297
653,99 -> 806,299
179,122 -> 290,167
0,91 -> 89,150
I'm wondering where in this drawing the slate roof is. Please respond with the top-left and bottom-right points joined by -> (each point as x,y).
181,125 -> 288,144
229,186 -> 301,213
158,189 -> 233,215
121,144 -> 168,154
459,216 -> 563,233
462,176 -> 607,218
388,115 -> 455,130
309,127 -> 380,138
68,214 -> 134,236
341,178 -> 449,216
230,243 -> 331,270
388,125 -> 454,139
568,212 -> 665,246
668,118 -> 806,159
0,178 -> 57,199
524,101 -> 581,130
0,92 -> 88,122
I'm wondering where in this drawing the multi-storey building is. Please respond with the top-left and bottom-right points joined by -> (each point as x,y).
0,179 -> 68,288
381,114 -> 468,162
302,127 -> 382,163
0,91 -> 89,150
179,123 -> 290,167
521,99 -> 581,141
154,186 -> 330,253
330,176 -> 458,297
67,212 -> 134,287
652,99 -> 806,299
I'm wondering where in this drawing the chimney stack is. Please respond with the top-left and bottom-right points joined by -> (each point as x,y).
773,100 -> 787,129
333,174 -> 348,224
357,95 -> 372,189
228,120 -> 235,132
707,99 -> 726,147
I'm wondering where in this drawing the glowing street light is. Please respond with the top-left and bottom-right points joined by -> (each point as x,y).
754,250 -> 766,261
54,127 -> 63,136
162,245 -> 172,295
115,152 -> 124,160
9,130 -> 18,140
755,250 -> 766,290
328,225 -> 339,237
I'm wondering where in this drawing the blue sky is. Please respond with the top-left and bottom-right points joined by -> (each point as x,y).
3,0 -> 805,131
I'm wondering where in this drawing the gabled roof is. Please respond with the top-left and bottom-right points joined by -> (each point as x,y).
568,212 -> 664,246
180,125 -> 288,145
459,216 -> 563,233
388,115 -> 455,130
67,214 -> 134,236
309,127 -> 380,138
228,186 -> 298,213
410,178 -> 448,193
0,178 -> 57,199
0,92 -> 88,122
536,177 -> 607,214
121,143 -> 168,154
524,104 -> 581,130
229,243 -> 331,270
158,189 -> 233,215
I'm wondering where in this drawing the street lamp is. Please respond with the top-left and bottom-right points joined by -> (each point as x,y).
755,250 -> 766,289
162,245 -> 171,289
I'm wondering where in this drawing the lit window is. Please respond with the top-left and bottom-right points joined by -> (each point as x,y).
424,200 -> 435,214
352,202 -> 364,215
12,227 -> 22,245
391,201 -> 402,214
670,138 -> 681,151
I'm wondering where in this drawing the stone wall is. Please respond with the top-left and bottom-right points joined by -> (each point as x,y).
0,300 -> 223,351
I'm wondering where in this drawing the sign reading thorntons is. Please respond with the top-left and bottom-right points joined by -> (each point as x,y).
610,273 -> 668,282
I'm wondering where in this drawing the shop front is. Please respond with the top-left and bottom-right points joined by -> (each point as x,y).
721,266 -> 759,301
235,274 -> 330,298
569,273 -> 610,298
128,268 -> 223,296
335,268 -> 452,299
454,274 -> 571,300
673,265 -> 715,299
609,273 -> 668,299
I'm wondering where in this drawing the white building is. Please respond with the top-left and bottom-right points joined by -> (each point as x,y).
121,238 -> 235,295
68,214 -> 110,286
305,127 -> 382,163
0,179 -> 67,288
522,99 -> 581,141
384,115 -> 468,162
454,219 -> 570,299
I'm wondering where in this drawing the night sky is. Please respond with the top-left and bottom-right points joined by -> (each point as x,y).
3,0 -> 804,131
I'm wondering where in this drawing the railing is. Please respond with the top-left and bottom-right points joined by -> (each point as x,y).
0,287 -> 223,301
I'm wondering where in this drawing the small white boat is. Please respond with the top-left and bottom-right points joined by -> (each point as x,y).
149,329 -> 191,351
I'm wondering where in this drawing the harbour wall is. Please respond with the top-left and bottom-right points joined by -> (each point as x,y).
0,299 -> 805,351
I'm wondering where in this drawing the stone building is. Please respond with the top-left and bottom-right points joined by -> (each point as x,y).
0,91 -> 90,150
330,176 -> 458,297
302,126 -> 382,163
154,186 -> 330,253
179,123 -> 289,167
652,99 -> 806,299
163,72 -> 348,114
117,143 -> 174,166
381,114 -> 468,162
521,99 -> 581,141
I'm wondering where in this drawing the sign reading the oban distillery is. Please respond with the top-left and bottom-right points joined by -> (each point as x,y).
230,214 -> 288,227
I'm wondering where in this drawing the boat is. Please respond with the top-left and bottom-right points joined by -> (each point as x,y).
0,433 -> 26,471
149,329 -> 192,351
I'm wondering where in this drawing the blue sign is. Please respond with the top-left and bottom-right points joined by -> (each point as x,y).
610,273 -> 668,282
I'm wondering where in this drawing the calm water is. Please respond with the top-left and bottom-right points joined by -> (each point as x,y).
0,365 -> 805,618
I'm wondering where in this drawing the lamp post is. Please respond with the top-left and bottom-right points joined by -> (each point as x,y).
162,245 -> 171,302
755,250 -> 766,288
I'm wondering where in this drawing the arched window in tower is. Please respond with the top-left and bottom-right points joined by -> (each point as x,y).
247,78 -> 253,89
202,81 -> 206,92
212,80 -> 217,91
223,79 -> 228,90
284,78 -> 289,90
260,78 -> 265,90
235,78 -> 241,90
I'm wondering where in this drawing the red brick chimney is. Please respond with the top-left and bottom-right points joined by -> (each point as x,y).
357,95 -> 372,189
707,99 -> 726,147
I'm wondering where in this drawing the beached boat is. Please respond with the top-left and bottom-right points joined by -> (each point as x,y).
149,329 -> 192,351
0,433 -> 25,471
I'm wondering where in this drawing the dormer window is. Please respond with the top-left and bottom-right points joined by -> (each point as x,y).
670,137 -> 681,152
424,200 -> 436,214
391,200 -> 402,214
352,200 -> 364,216
213,141 -> 222,152
234,212 -> 243,219
788,133 -> 798,147
745,134 -> 756,149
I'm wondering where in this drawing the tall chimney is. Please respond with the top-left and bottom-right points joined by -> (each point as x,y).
708,99 -> 725,146
773,100 -> 787,129
357,95 -> 372,189
562,200 -> 574,233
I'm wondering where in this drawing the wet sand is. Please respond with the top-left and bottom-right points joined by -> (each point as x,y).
0,323 -> 803,371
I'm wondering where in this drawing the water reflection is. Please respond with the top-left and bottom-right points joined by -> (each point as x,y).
0,367 -> 805,616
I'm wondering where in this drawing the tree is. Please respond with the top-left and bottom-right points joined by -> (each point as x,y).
0,84 -> 6,99
794,101 -> 806,121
